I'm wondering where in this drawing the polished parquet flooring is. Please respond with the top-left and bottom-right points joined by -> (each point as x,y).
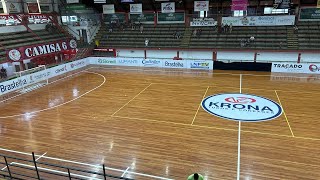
0,67 -> 319,180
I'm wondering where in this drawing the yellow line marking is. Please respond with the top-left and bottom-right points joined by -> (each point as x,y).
111,83 -> 153,116
274,90 -> 295,137
110,115 -> 320,141
191,86 -> 210,125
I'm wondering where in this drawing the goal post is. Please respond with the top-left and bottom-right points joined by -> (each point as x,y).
14,65 -> 49,93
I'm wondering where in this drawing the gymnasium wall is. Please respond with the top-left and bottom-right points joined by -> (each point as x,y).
114,49 -> 320,63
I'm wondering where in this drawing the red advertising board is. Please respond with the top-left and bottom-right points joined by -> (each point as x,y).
0,14 -> 51,25
7,39 -> 77,62
231,0 -> 248,11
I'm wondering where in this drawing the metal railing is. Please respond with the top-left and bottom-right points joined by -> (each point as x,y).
0,152 -> 133,180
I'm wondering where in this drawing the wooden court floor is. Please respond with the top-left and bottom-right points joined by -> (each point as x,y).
0,66 -> 319,180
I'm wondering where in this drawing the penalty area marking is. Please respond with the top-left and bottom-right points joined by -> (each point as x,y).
0,71 -> 106,119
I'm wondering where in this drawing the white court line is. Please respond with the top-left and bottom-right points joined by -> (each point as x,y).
35,152 -> 47,161
237,74 -> 242,180
0,71 -> 106,119
121,167 -> 130,177
97,66 -> 316,78
0,147 -> 173,180
0,68 -> 93,104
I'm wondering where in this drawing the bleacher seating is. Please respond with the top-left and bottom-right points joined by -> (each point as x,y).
95,21 -> 320,51
97,24 -> 185,48
297,21 -> 320,50
0,29 -> 69,63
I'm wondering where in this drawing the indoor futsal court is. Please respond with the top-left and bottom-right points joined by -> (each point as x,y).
0,66 -> 320,180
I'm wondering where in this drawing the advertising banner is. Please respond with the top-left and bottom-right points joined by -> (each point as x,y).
130,4 -> 142,14
190,18 -> 216,26
0,14 -> 51,26
232,0 -> 248,11
222,15 -> 295,26
194,1 -> 209,12
103,13 -> 126,23
7,39 -> 77,62
157,12 -> 185,24
103,4 -> 115,14
161,2 -> 175,13
129,13 -> 154,23
91,57 -> 213,70
6,2 -> 22,13
299,8 -> 320,21
27,3 -> 40,13
0,58 -> 89,96
271,62 -> 320,74
274,0 -> 290,9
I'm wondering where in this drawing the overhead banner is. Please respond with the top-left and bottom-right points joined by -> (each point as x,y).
161,2 -> 175,13
6,2 -> 22,13
157,12 -> 184,24
66,0 -> 79,3
232,0 -> 248,11
7,39 -> 77,62
274,0 -> 290,9
27,3 -> 40,13
271,62 -> 320,74
103,4 -> 115,14
130,4 -> 142,14
190,18 -> 217,26
0,14 -> 51,25
194,1 -> 209,12
103,13 -> 126,23
222,15 -> 295,26
299,8 -> 320,21
129,13 -> 154,23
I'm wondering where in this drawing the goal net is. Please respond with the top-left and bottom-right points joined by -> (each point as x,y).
15,65 -> 49,94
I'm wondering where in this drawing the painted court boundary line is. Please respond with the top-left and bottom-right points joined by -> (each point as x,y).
236,74 -> 242,180
0,71 -> 106,119
0,147 -> 173,180
111,115 -> 320,141
111,83 -> 153,116
191,86 -> 209,125
274,90 -> 295,137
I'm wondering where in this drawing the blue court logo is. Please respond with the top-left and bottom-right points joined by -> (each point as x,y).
201,93 -> 283,122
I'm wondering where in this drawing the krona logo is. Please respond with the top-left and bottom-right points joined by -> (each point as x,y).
225,97 -> 256,104
309,64 -> 319,72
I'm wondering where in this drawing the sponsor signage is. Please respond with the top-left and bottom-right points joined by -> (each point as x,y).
0,14 -> 51,25
188,60 -> 213,69
157,12 -> 185,23
270,73 -> 320,84
0,58 -> 89,96
274,0 -> 290,9
129,13 -> 154,23
271,62 -> 320,74
103,4 -> 115,14
194,1 -> 209,12
6,2 -> 22,13
202,93 -> 283,122
161,2 -> 175,13
222,15 -> 295,26
90,57 -> 213,70
27,3 -> 40,13
103,13 -> 126,23
7,39 -> 77,62
190,18 -> 216,27
232,0 -> 248,11
142,59 -> 162,67
299,8 -> 320,21
130,4 -> 142,14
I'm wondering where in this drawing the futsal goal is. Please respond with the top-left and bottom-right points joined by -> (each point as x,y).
14,65 -> 49,94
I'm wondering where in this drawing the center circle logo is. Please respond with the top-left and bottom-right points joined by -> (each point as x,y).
309,64 -> 319,72
8,49 -> 21,61
69,39 -> 77,49
201,93 -> 282,122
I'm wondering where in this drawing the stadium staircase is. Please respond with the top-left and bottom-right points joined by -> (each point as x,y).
180,27 -> 191,48
286,28 -> 299,49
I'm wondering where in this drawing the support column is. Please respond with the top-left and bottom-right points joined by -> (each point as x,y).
254,52 -> 257,62
297,53 -> 301,63
144,49 -> 147,59
213,51 -> 217,61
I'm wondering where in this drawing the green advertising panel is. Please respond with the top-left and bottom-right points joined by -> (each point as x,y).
157,12 -> 185,23
129,13 -> 154,23
103,13 -> 126,23
300,8 -> 320,21
65,4 -> 86,10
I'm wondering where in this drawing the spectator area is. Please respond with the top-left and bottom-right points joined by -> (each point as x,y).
95,22 -> 320,51
0,29 -> 69,63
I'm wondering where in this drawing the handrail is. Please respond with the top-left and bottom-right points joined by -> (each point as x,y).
0,152 -> 134,180
46,14 -> 73,38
